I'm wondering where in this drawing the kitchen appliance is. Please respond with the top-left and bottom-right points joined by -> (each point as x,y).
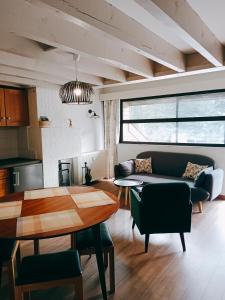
11,162 -> 43,192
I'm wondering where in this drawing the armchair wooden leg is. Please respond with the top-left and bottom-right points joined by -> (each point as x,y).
132,220 -> 135,229
198,201 -> 203,213
179,233 -> 186,252
117,187 -> 122,201
145,234 -> 150,253
109,247 -> 115,294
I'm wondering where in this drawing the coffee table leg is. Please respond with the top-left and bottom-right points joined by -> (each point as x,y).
128,187 -> 131,208
117,186 -> 122,201
125,187 -> 128,206
92,224 -> 108,300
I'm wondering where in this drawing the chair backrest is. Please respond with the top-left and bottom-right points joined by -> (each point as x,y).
136,151 -> 215,177
140,182 -> 192,233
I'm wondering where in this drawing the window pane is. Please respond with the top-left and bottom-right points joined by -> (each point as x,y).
177,121 -> 225,144
178,93 -> 225,117
123,123 -> 176,142
123,98 -> 177,120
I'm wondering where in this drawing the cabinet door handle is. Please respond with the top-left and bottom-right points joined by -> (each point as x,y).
13,172 -> 20,186
6,117 -> 11,120
0,116 -> 6,120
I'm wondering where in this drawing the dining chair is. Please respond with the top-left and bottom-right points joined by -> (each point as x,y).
131,182 -> 192,253
15,249 -> 83,300
0,239 -> 20,300
72,223 -> 115,293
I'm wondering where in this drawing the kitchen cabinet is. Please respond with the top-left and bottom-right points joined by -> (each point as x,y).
0,169 -> 9,197
0,88 -> 5,126
0,88 -> 29,127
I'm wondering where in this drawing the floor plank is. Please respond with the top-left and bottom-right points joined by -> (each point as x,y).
1,180 -> 225,300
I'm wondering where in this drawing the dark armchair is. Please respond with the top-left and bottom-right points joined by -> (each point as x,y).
131,182 -> 192,253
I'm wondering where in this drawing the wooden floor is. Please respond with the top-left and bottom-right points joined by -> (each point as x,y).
1,180 -> 225,300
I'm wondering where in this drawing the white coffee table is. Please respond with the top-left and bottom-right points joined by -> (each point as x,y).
114,179 -> 143,206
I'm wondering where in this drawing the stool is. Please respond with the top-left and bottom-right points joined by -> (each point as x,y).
15,250 -> 83,300
73,223 -> 115,293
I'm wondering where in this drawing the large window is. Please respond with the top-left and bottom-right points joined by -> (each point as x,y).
120,90 -> 225,146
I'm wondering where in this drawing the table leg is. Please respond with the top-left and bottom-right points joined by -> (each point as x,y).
34,240 -> 40,255
92,224 -> 108,300
117,186 -> 122,201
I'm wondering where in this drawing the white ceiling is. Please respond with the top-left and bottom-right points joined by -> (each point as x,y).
0,0 -> 225,89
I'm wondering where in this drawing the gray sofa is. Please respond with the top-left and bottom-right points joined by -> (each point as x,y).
114,151 -> 224,205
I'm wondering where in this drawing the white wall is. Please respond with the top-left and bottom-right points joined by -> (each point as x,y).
100,71 -> 225,195
35,87 -> 104,187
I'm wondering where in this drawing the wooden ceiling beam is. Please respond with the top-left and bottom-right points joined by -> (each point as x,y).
0,0 -> 153,79
34,0 -> 185,72
0,49 -> 126,83
0,65 -> 103,86
136,0 -> 224,67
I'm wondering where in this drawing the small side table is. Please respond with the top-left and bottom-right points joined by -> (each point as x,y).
114,179 -> 143,206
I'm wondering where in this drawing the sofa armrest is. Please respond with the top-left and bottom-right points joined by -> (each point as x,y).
203,168 -> 224,200
114,164 -> 121,179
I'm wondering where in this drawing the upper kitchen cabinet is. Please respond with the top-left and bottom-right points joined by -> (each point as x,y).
0,88 -> 29,127
0,88 -> 6,126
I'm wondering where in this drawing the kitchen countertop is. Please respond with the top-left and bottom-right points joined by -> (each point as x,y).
0,158 -> 41,168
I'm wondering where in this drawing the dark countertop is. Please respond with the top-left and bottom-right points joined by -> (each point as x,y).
0,158 -> 42,168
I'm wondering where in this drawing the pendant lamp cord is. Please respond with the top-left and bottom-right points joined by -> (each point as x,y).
73,53 -> 80,81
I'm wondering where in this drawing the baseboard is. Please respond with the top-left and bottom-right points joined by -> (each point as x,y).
217,194 -> 225,200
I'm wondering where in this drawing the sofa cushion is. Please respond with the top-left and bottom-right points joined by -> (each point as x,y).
135,158 -> 152,174
194,167 -> 213,187
125,173 -> 193,186
118,160 -> 134,177
182,162 -> 209,180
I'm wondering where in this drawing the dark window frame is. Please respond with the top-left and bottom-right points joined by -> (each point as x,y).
120,89 -> 225,147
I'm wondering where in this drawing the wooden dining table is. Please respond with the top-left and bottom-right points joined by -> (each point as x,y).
0,185 -> 119,300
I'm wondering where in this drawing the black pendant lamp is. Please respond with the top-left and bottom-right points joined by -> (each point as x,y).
59,54 -> 94,104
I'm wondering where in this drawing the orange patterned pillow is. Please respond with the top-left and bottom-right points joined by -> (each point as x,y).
135,158 -> 152,174
182,162 -> 208,180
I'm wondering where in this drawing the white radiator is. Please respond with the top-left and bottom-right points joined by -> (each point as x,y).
72,150 -> 107,184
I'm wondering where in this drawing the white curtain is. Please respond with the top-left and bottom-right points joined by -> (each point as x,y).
103,100 -> 120,178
